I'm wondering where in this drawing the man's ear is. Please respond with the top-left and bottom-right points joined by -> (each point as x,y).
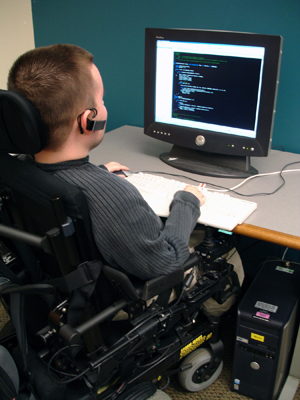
78,109 -> 93,134
78,108 -> 106,134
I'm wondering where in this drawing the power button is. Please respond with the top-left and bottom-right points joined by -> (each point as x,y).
195,135 -> 205,146
250,361 -> 260,370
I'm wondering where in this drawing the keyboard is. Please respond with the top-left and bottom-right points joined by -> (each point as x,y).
126,173 -> 257,231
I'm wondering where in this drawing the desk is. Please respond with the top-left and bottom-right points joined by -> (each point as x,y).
90,125 -> 300,249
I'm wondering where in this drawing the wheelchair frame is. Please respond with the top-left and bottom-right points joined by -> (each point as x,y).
0,198 -> 237,399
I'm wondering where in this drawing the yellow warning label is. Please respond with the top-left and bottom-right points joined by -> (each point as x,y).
180,332 -> 212,359
251,332 -> 265,342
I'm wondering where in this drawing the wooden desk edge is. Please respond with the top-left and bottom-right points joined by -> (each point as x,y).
233,224 -> 300,250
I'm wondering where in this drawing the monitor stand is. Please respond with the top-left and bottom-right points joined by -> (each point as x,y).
160,145 -> 258,178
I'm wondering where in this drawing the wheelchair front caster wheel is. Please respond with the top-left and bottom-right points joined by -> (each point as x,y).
147,390 -> 172,399
178,347 -> 223,392
118,382 -> 172,400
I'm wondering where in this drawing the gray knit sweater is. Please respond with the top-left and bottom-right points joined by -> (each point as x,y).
36,157 -> 201,280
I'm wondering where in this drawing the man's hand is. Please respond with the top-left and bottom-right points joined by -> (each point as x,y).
184,185 -> 206,206
105,161 -> 129,176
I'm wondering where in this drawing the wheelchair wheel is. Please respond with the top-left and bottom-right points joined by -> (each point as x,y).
147,390 -> 172,399
178,347 -> 223,392
118,382 -> 172,400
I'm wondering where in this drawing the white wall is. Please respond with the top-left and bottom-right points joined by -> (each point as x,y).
0,0 -> 35,89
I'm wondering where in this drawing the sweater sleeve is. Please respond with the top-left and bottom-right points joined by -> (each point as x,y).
99,188 -> 200,280
54,166 -> 201,280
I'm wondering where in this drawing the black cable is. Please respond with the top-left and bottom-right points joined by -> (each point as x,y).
47,344 -> 90,384
239,239 -> 261,255
159,376 -> 170,391
136,344 -> 173,368
261,256 -> 300,267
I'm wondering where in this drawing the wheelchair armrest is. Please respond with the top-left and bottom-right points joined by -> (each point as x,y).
142,253 -> 199,300
141,268 -> 183,301
103,254 -> 200,302
103,265 -> 141,301
103,265 -> 184,302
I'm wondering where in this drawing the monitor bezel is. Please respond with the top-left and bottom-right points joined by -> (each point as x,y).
144,28 -> 283,159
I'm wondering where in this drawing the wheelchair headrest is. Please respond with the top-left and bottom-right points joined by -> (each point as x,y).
0,89 -> 47,154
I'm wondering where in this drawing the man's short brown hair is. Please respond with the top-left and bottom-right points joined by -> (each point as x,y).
7,44 -> 95,150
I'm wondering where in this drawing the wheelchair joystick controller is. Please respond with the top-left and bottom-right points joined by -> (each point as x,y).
201,226 -> 217,249
196,226 -> 237,272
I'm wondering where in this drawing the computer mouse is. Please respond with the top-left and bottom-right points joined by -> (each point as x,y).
112,170 -> 133,177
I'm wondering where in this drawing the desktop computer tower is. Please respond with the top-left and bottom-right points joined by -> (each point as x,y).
231,259 -> 300,400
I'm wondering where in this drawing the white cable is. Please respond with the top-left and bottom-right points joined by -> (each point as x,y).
282,247 -> 289,260
207,168 -> 300,193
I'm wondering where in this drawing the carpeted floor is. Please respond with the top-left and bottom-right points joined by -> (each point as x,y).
0,298 -> 14,342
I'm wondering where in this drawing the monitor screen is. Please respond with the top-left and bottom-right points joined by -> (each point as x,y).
144,28 -> 283,178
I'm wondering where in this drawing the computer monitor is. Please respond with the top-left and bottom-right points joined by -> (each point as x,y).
144,28 -> 283,178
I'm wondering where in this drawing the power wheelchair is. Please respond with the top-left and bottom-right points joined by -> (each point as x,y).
0,89 -> 240,399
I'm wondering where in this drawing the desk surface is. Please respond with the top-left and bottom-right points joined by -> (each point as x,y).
90,126 -> 300,250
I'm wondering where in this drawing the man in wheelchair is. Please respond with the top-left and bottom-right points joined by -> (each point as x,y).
7,44 -> 206,281
0,44 -> 242,399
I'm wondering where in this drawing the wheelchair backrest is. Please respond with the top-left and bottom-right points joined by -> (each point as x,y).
0,89 -> 100,279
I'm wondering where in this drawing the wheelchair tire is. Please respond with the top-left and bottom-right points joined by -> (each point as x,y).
147,389 -> 172,399
178,347 -> 223,392
118,382 -> 156,400
118,383 -> 172,400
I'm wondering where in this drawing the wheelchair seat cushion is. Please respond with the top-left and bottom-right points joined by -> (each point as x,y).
0,89 -> 47,154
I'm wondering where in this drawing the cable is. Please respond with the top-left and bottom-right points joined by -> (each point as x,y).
282,247 -> 289,260
140,170 -> 210,186
47,344 -> 90,384
260,256 -> 300,267
159,376 -> 170,391
227,162 -> 300,196
170,267 -> 196,310
139,170 -> 235,194
140,161 -> 300,197
136,344 -> 173,368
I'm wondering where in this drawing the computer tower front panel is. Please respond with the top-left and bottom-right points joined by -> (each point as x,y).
231,260 -> 300,400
